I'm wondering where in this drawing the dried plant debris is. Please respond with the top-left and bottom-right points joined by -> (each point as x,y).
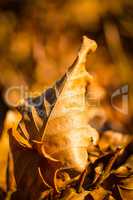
1,36 -> 132,200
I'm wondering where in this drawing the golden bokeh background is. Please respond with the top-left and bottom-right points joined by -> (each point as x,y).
0,0 -> 133,194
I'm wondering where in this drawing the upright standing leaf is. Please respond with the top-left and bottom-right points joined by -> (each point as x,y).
9,36 -> 99,198
38,36 -> 99,171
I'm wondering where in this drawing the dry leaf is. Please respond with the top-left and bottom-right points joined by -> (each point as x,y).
88,187 -> 108,200
60,188 -> 89,200
9,36 -> 99,198
39,36 -> 98,171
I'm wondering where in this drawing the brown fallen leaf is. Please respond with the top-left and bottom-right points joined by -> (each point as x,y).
87,186 -> 108,200
60,188 -> 89,200
39,36 -> 98,172
9,36 -> 99,199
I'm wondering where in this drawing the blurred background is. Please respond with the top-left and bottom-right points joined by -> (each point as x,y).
0,0 -> 133,192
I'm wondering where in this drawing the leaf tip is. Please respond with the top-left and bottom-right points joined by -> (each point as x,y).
82,35 -> 97,53
78,36 -> 97,64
